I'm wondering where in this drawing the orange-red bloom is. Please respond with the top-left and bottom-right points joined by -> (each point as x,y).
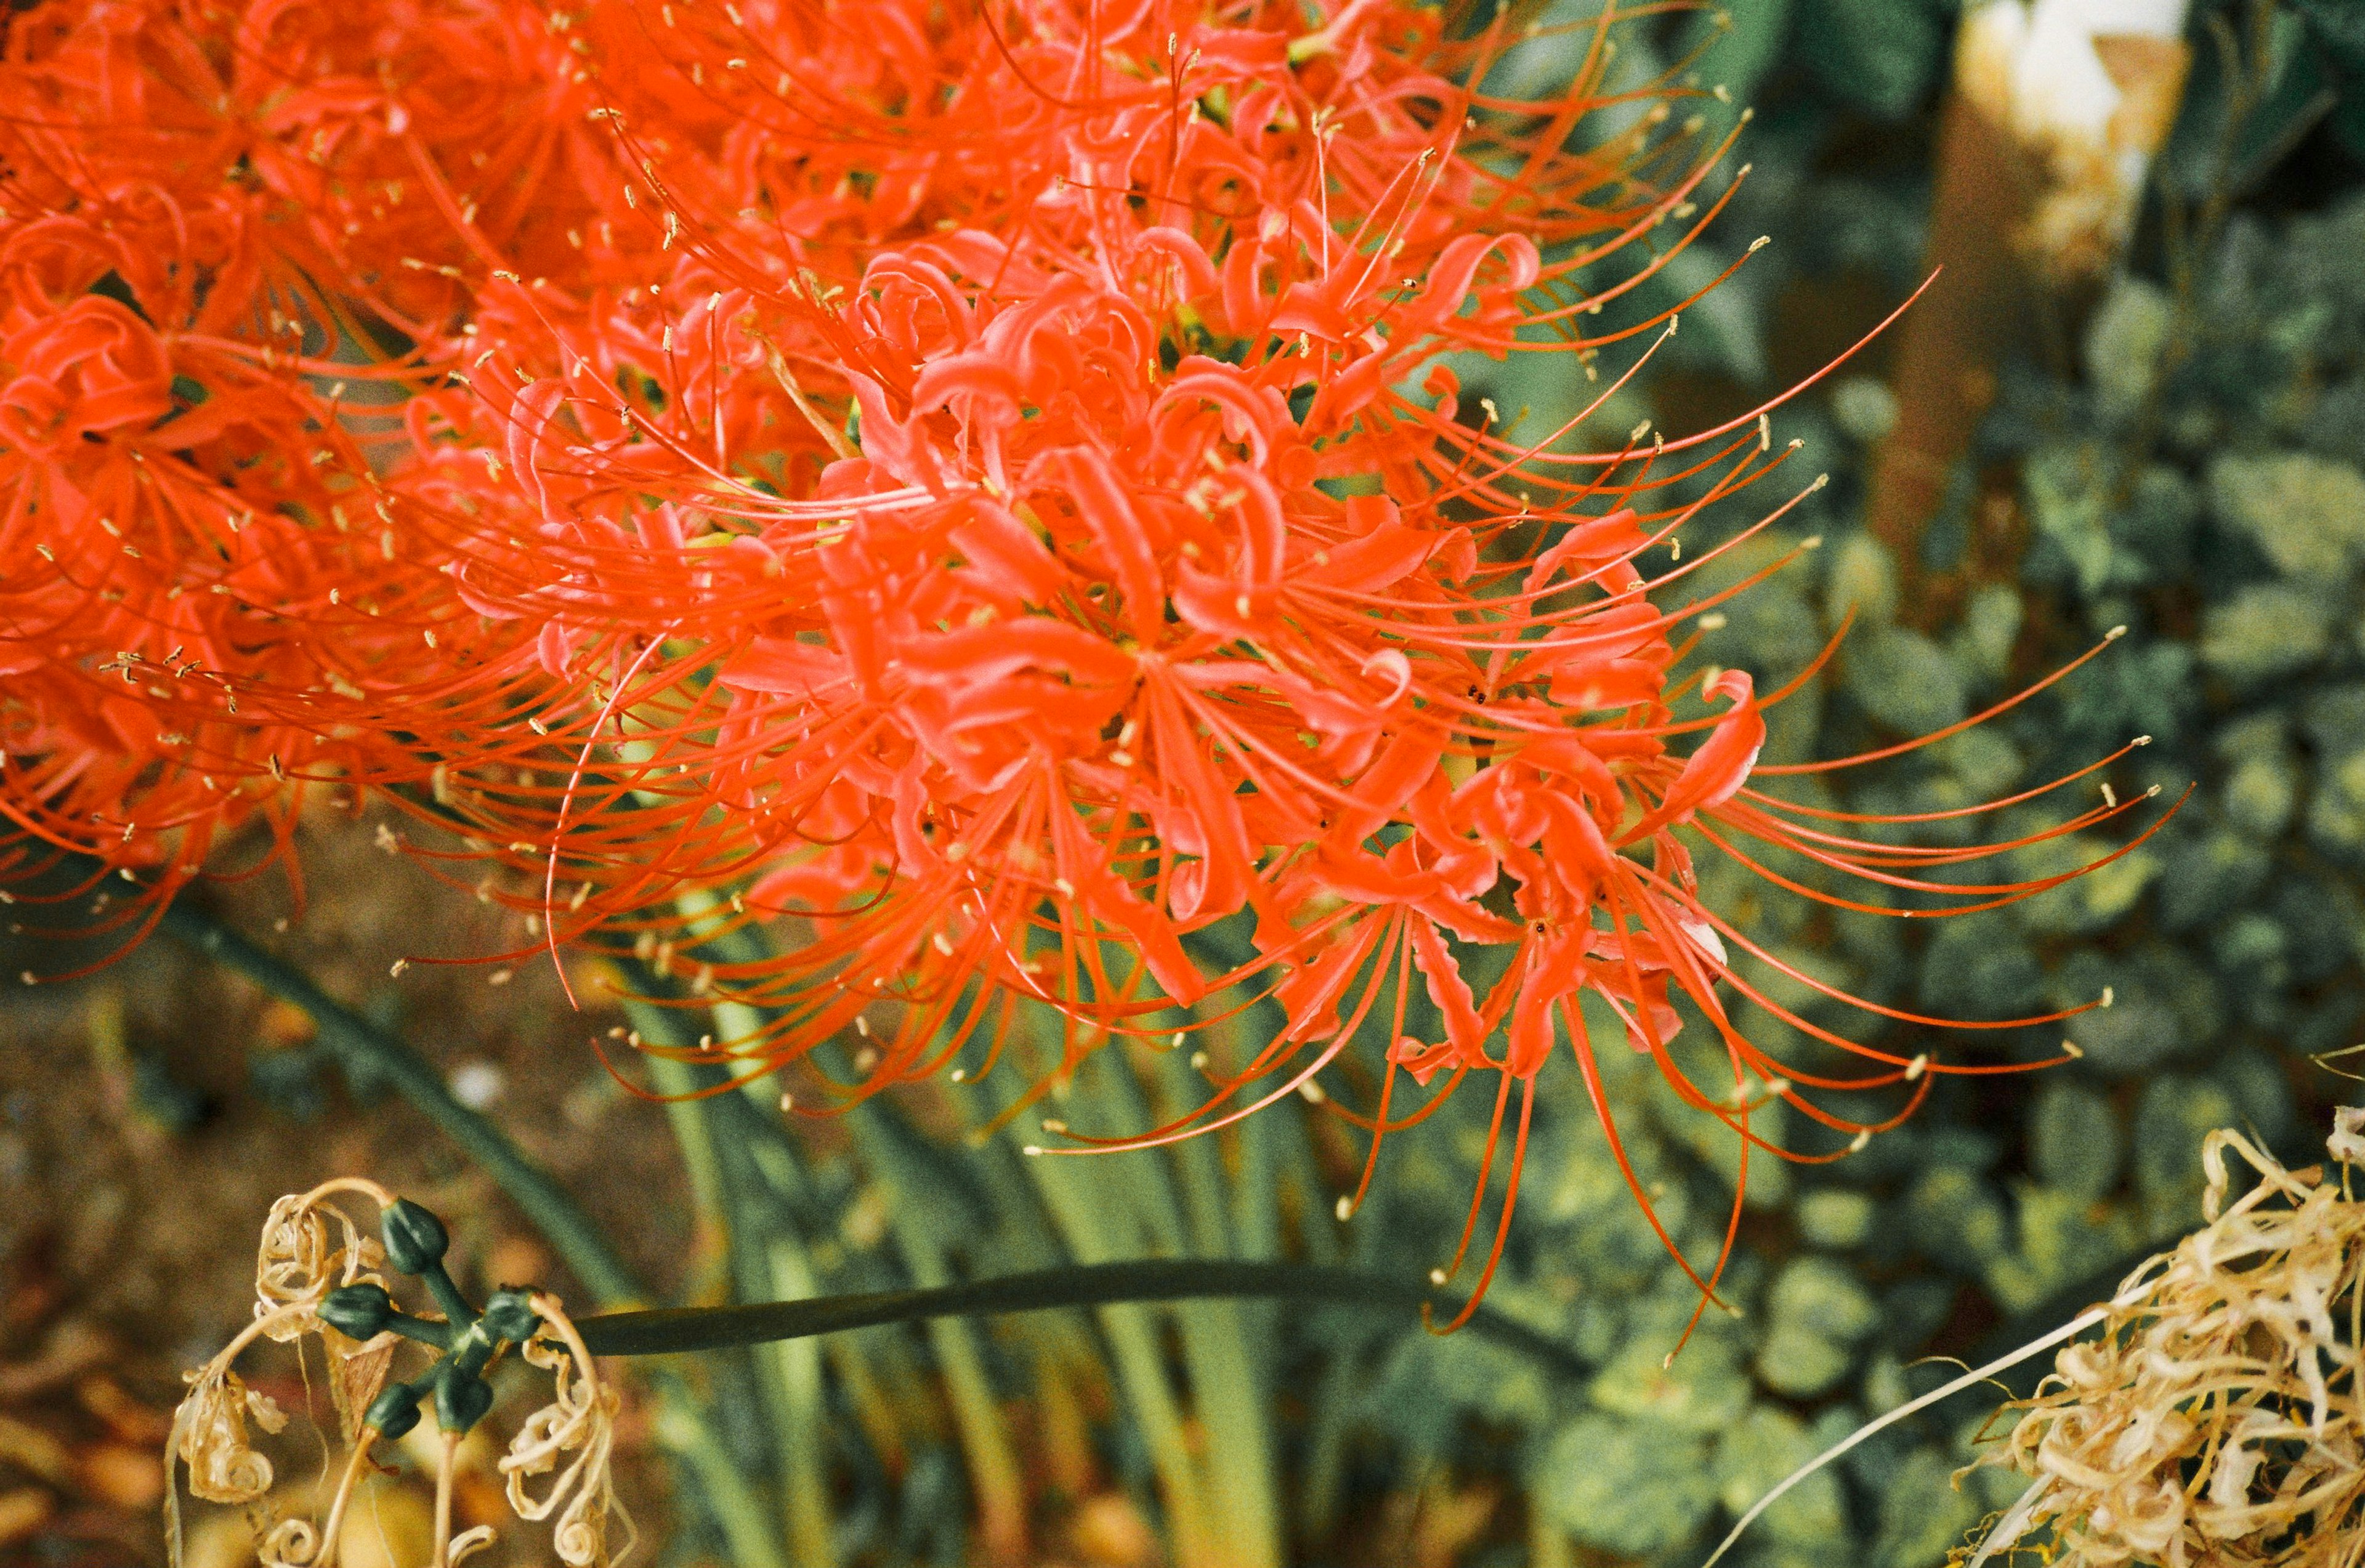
0,0 -> 712,913
0,0 -> 2157,1328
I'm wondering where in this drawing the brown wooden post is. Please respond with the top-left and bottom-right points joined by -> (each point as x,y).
1865,0 -> 2191,619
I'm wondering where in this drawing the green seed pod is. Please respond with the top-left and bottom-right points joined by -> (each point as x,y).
435,1370 -> 495,1434
366,1382 -> 422,1441
479,1289 -> 540,1345
381,1199 -> 449,1275
318,1282 -> 395,1341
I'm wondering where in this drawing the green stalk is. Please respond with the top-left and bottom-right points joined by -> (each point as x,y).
879,1205 -> 1030,1562
1290,1126 -> 1372,1542
628,996 -> 836,1568
638,1048 -> 733,1282
987,1047 -> 1221,1563
841,1123 -> 1030,1562
657,903 -> 851,1561
636,902 -> 1032,1563
650,1378 -> 798,1568
157,899 -> 642,1306
754,1237 -> 838,1568
1144,1049 -> 1280,1568
571,1258 -> 1582,1367
964,1144 -> 1218,1568
666,900 -> 1032,1560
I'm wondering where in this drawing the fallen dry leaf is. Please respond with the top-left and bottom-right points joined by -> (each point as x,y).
76,1373 -> 174,1446
0,1487 -> 55,1549
0,1411 -> 71,1487
0,1321 -> 114,1403
75,1441 -> 165,1510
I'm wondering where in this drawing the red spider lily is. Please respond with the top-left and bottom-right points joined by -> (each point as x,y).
0,0 -> 2162,1333
0,201 -> 392,905
0,0 -> 723,922
341,0 -> 2165,1335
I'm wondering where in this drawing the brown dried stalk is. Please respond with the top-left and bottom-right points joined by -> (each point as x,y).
1865,0 -> 2194,614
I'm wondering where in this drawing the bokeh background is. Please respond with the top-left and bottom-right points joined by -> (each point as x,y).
5,1 -> 2365,1566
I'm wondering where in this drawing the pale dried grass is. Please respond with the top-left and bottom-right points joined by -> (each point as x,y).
1962,1112 -> 2365,1568
1707,1113 -> 2365,1568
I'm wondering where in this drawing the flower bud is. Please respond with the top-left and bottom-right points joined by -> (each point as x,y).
366,1383 -> 422,1441
435,1370 -> 495,1434
380,1200 -> 448,1274
318,1282 -> 395,1340
479,1289 -> 540,1344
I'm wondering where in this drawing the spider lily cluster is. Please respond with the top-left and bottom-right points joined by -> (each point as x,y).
0,0 -> 2153,1322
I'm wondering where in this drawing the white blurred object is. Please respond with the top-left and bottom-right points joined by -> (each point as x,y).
450,1057 -> 506,1109
1958,0 -> 2193,279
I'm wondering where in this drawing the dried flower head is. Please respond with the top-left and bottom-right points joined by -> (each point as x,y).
503,1293 -> 627,1568
1962,1126 -> 2365,1568
254,1181 -> 395,1324
166,1182 -> 623,1568
169,1358 -> 288,1508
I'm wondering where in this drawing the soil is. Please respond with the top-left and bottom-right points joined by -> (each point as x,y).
0,804 -> 693,1568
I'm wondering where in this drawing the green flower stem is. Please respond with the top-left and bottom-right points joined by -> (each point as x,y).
838,1124 -> 1030,1562
650,1384 -> 796,1568
636,1051 -> 734,1283
752,1236 -> 838,1568
648,899 -> 1035,1559
1293,1138 -> 1373,1542
155,899 -> 644,1307
882,1204 -> 1030,1560
570,1257 -> 1586,1373
1146,1050 -> 1281,1568
628,998 -> 838,1568
1012,1074 -> 1216,1567
613,932 -> 1006,1562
